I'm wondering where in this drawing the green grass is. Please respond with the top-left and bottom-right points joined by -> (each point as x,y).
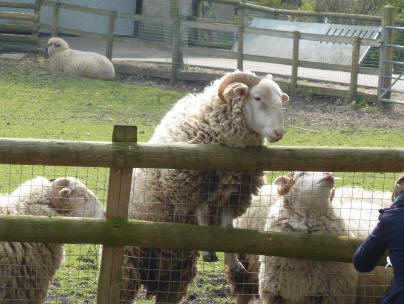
0,58 -> 403,303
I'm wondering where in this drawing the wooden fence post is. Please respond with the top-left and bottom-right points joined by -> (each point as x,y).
52,2 -> 60,37
291,31 -> 300,97
377,5 -> 397,105
106,10 -> 117,60
350,36 -> 361,102
237,1 -> 246,71
171,0 -> 182,84
97,125 -> 137,304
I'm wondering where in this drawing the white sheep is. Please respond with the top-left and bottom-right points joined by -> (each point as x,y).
123,70 -> 289,303
0,176 -> 105,303
46,37 -> 115,80
259,171 -> 358,304
333,186 -> 393,304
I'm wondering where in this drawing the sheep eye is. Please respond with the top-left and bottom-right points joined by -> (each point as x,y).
55,43 -> 60,47
298,172 -> 306,177
254,97 -> 262,102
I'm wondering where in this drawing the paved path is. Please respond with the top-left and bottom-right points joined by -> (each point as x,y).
40,36 -> 404,96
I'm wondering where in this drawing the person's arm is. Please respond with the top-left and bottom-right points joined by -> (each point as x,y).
353,216 -> 389,272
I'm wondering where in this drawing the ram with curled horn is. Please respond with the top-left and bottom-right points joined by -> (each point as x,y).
122,70 -> 289,303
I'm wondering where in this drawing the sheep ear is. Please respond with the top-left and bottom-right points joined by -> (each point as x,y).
275,176 -> 293,196
234,84 -> 249,98
329,188 -> 335,202
281,93 -> 289,103
265,74 -> 273,80
59,187 -> 72,198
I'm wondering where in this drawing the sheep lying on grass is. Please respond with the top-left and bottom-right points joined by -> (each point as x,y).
123,70 -> 289,303
47,37 -> 115,80
0,176 -> 105,303
259,171 -> 358,304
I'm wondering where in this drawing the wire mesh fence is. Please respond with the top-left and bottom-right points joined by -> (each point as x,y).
0,165 -> 398,303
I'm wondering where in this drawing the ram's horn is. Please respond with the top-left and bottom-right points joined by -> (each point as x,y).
217,72 -> 261,103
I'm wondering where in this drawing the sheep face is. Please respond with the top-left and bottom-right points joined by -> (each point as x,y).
242,78 -> 288,143
219,72 -> 288,143
46,37 -> 69,57
275,171 -> 335,209
49,177 -> 105,218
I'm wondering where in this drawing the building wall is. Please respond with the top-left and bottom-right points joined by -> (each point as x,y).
0,0 -> 137,36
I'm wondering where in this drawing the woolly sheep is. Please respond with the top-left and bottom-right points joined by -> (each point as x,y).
259,171 -> 358,304
226,183 -> 278,304
47,37 -> 115,80
0,176 -> 105,303
122,71 -> 289,303
333,186 -> 394,304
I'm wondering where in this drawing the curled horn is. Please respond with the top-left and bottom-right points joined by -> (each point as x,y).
217,72 -> 261,103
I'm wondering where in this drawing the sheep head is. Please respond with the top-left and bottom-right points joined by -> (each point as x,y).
49,177 -> 105,218
275,171 -> 335,209
46,37 -> 69,57
217,71 -> 289,143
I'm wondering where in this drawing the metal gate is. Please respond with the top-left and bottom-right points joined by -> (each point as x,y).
378,25 -> 404,105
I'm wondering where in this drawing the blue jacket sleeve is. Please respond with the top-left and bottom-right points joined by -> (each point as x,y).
353,216 -> 389,273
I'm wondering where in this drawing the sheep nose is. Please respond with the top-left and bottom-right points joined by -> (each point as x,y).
274,129 -> 284,140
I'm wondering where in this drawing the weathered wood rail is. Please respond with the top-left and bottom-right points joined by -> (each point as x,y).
0,125 -> 402,303
0,0 -> 41,53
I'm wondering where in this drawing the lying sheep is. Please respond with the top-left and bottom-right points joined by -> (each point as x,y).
123,71 -> 289,303
46,37 -> 115,80
259,171 -> 358,304
0,176 -> 105,303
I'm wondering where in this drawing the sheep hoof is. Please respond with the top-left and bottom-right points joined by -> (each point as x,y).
202,251 -> 219,262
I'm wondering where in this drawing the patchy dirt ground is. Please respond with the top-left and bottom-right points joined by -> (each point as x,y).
116,72 -> 404,132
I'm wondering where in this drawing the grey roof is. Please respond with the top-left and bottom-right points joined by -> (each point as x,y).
236,18 -> 381,65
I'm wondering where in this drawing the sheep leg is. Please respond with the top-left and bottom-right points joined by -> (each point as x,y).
222,208 -> 248,275
196,204 -> 218,262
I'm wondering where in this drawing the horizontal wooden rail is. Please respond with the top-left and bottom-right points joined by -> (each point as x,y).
0,33 -> 37,43
0,215 -> 381,265
0,23 -> 38,33
0,11 -> 38,22
0,43 -> 38,53
0,138 -> 403,172
0,1 -> 36,9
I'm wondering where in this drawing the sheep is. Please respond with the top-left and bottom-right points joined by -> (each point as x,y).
0,176 -> 105,303
46,37 -> 115,80
259,171 -> 359,304
122,70 -> 289,303
225,183 -> 279,304
332,186 -> 394,304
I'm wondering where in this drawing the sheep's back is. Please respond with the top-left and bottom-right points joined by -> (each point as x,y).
259,256 -> 357,304
50,49 -> 115,80
0,241 -> 63,302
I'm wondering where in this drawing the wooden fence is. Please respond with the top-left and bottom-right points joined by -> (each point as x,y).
38,0 -> 404,103
1,125 -> 404,303
0,0 -> 41,52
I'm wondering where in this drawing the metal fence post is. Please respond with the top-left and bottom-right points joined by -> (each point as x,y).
97,125 -> 137,304
291,31 -> 300,97
106,10 -> 117,60
350,36 -> 361,102
377,5 -> 397,105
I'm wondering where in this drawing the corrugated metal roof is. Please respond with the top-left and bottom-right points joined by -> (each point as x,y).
236,18 -> 381,65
